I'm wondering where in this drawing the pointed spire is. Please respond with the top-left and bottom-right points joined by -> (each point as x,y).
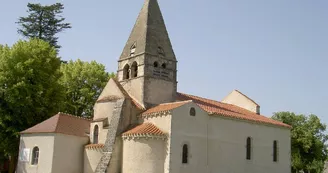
119,0 -> 176,60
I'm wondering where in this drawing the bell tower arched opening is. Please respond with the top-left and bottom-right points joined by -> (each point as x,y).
131,61 -> 138,78
123,64 -> 130,80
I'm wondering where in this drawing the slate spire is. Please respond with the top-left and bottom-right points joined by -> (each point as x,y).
119,0 -> 176,60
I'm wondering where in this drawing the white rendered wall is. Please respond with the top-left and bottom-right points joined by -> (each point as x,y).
107,137 -> 123,173
169,103 -> 208,173
90,122 -> 108,144
122,138 -> 166,173
84,138 -> 122,173
222,90 -> 259,114
94,79 -> 125,121
84,148 -> 103,173
142,115 -> 171,134
142,115 -> 172,173
169,103 -> 291,173
52,134 -> 89,173
93,102 -> 115,121
16,134 -> 55,173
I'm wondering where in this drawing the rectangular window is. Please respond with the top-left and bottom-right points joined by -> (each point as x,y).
182,144 -> 188,164
273,140 -> 278,162
246,137 -> 251,160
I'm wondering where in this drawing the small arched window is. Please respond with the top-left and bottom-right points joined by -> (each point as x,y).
273,140 -> 278,162
154,61 -> 159,68
246,137 -> 252,160
131,61 -> 138,78
123,64 -> 130,80
93,125 -> 99,144
31,147 -> 39,165
182,144 -> 188,164
189,107 -> 196,116
130,43 -> 136,56
161,63 -> 167,69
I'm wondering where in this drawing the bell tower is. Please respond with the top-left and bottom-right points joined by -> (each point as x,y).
117,0 -> 177,109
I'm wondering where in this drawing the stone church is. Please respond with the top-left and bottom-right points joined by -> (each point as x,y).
16,0 -> 292,172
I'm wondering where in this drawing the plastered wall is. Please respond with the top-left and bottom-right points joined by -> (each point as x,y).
169,103 -> 291,173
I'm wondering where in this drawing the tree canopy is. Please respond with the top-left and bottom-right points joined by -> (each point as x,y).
0,39 -> 64,157
0,39 -> 114,173
17,3 -> 71,50
59,59 -> 115,118
272,112 -> 328,173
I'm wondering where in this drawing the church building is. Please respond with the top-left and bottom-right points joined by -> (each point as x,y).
16,0 -> 291,173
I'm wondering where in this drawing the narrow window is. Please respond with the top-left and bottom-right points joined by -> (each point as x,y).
123,64 -> 130,80
273,140 -> 278,162
182,144 -> 188,164
130,43 -> 136,56
131,61 -> 138,78
31,147 -> 39,165
246,137 -> 252,160
161,63 -> 167,69
153,61 -> 159,68
189,107 -> 196,116
93,125 -> 99,144
158,46 -> 165,56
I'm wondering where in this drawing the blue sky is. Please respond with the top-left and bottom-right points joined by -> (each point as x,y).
0,0 -> 327,122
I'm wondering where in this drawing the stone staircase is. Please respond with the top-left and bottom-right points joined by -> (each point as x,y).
95,99 -> 125,173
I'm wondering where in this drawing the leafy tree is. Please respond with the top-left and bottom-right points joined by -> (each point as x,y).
17,3 -> 71,50
0,39 -> 64,172
59,59 -> 115,118
272,112 -> 328,173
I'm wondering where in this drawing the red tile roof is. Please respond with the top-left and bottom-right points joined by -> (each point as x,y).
21,112 -> 91,137
176,92 -> 291,128
141,100 -> 192,116
85,144 -> 105,149
122,123 -> 166,137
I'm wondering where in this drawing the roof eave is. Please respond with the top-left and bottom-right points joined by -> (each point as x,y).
209,113 -> 292,129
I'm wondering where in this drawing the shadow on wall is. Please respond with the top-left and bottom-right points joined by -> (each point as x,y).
84,148 -> 104,173
16,139 -> 29,173
84,149 -> 93,173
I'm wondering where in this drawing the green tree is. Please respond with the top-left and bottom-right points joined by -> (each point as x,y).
272,112 -> 328,173
0,39 -> 64,172
17,3 -> 71,50
59,59 -> 115,118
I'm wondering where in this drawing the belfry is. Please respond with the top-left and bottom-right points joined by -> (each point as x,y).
117,0 -> 177,109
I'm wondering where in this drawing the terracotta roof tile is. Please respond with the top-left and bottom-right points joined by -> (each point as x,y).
122,123 -> 166,137
177,92 -> 291,129
85,144 -> 105,149
141,100 -> 192,116
21,112 -> 91,137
